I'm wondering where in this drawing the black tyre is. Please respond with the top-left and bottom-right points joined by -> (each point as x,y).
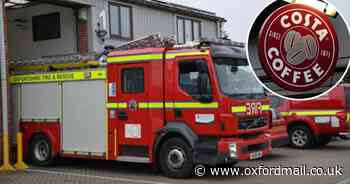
289,125 -> 315,149
158,138 -> 194,178
29,134 -> 54,166
317,136 -> 332,146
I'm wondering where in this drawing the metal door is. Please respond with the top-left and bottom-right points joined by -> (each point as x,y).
108,63 -> 150,159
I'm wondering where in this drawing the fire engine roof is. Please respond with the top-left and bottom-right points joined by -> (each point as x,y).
108,48 -> 166,57
210,44 -> 246,59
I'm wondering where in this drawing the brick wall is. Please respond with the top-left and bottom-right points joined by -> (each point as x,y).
78,20 -> 88,54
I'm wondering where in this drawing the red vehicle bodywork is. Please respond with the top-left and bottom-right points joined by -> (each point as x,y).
19,46 -> 272,170
269,84 -> 350,147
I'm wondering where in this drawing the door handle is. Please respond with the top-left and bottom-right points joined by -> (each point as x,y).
118,112 -> 128,120
174,109 -> 182,118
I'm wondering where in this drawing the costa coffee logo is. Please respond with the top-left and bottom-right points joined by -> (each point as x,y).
258,4 -> 338,91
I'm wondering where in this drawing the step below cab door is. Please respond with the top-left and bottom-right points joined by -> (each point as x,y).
108,62 -> 152,160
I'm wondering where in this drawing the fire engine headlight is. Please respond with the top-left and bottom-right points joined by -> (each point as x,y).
229,143 -> 237,158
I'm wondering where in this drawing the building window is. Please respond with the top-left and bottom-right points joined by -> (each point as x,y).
109,3 -> 132,39
177,17 -> 201,44
32,12 -> 61,41
179,60 -> 211,99
122,68 -> 144,93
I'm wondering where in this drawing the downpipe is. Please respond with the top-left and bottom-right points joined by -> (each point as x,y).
0,0 -> 14,171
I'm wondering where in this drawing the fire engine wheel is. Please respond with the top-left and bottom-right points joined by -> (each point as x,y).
158,138 -> 194,178
289,125 -> 315,149
29,134 -> 54,166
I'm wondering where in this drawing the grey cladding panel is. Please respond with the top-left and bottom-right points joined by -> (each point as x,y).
62,80 -> 106,153
21,83 -> 60,120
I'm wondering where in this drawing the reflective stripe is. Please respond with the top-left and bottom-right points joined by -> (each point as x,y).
107,51 -> 210,63
261,105 -> 271,111
166,51 -> 209,59
138,102 -> 164,109
231,105 -> 270,113
10,70 -> 106,84
347,113 -> 350,122
281,110 -> 341,117
232,106 -> 247,113
280,112 -> 290,117
107,103 -> 128,109
172,102 -> 219,109
107,102 -> 219,109
107,54 -> 163,63
163,103 -> 171,108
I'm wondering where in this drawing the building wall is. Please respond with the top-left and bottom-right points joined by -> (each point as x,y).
7,3 -> 78,61
5,1 -> 220,58
90,0 -> 219,52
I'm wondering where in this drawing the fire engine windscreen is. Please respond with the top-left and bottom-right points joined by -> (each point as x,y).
214,58 -> 265,99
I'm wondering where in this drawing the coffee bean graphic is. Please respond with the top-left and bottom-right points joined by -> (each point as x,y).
303,34 -> 318,60
284,30 -> 318,66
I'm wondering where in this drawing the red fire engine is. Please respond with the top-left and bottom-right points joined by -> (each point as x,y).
269,84 -> 350,149
10,36 -> 272,178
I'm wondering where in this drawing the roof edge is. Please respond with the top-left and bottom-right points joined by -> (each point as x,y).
115,0 -> 226,22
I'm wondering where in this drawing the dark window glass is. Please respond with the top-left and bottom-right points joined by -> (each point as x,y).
33,13 -> 61,41
270,96 -> 282,108
122,68 -> 144,93
179,60 -> 211,99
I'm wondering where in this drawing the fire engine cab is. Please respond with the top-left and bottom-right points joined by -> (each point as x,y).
10,36 -> 271,178
269,84 -> 350,149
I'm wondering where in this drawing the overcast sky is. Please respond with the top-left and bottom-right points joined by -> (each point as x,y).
165,0 -> 350,42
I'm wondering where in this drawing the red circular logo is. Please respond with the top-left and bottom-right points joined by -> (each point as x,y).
258,4 -> 338,92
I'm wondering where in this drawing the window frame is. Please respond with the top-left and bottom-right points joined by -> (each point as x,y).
32,12 -> 61,42
178,59 -> 212,101
108,2 -> 133,40
121,67 -> 145,94
176,16 -> 202,44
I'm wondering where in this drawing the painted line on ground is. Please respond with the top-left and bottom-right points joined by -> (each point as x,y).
25,169 -> 172,184
337,177 -> 350,184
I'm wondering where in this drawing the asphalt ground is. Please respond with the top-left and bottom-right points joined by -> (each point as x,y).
0,139 -> 350,184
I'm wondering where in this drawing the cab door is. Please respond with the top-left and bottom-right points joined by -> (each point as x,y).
108,63 -> 151,160
166,57 -> 221,135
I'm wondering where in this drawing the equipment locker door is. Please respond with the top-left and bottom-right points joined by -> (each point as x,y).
108,63 -> 151,159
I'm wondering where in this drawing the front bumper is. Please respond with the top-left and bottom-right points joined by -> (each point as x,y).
193,134 -> 272,166
232,134 -> 272,161
270,132 -> 289,147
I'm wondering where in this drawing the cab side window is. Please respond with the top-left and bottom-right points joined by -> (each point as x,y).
270,96 -> 282,109
178,60 -> 211,100
122,68 -> 144,93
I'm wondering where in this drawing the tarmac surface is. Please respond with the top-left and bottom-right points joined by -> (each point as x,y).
0,139 -> 350,184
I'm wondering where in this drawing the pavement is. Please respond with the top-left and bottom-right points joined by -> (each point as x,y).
0,140 -> 350,184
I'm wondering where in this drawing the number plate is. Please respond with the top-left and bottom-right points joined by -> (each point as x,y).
250,151 -> 263,160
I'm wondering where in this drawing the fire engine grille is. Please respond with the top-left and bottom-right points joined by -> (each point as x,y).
241,143 -> 269,154
239,117 -> 267,130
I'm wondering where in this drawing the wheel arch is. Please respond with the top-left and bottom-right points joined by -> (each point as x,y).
286,118 -> 319,135
28,129 -> 59,157
153,122 -> 198,165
